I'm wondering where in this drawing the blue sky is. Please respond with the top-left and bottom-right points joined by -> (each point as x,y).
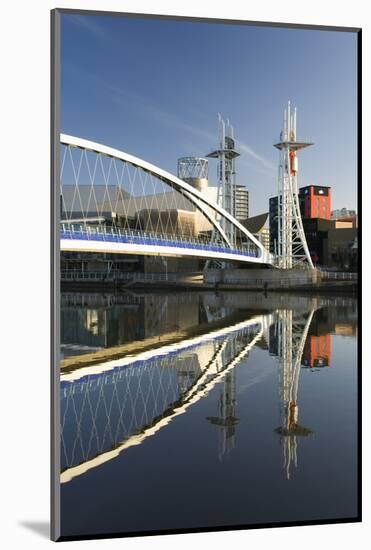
61,14 -> 358,215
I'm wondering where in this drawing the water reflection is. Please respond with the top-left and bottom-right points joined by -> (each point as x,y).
207,372 -> 239,460
61,292 -> 352,359
60,315 -> 265,482
60,291 -> 357,486
270,309 -> 315,479
61,292 -> 225,359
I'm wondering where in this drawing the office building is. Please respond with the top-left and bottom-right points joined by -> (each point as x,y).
233,184 -> 249,220
299,185 -> 331,220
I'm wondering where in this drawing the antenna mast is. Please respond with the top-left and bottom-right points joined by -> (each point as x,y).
274,102 -> 314,269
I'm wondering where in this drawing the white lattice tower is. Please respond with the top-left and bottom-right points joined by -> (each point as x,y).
274,102 -> 314,269
207,114 -> 240,246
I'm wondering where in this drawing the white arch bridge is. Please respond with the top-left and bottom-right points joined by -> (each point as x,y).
60,135 -> 273,266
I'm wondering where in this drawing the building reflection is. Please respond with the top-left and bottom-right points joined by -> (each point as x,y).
302,334 -> 331,368
60,292 -> 235,359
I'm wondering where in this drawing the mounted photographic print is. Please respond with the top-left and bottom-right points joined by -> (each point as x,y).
51,9 -> 361,542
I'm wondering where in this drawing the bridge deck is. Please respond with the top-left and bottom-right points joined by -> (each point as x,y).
60,227 -> 271,265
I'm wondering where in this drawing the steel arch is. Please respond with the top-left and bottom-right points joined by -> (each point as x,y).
60,134 -> 268,260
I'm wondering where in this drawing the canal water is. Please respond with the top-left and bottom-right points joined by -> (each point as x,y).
59,290 -> 358,537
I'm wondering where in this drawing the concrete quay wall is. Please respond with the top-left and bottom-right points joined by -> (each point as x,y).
204,268 -> 320,287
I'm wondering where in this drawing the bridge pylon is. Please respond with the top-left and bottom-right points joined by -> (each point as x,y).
274,102 -> 314,269
207,114 -> 240,247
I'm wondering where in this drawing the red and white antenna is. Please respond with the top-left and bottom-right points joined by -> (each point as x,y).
274,101 -> 314,269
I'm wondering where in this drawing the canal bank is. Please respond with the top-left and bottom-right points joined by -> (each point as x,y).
61,281 -> 357,294
62,269 -> 358,294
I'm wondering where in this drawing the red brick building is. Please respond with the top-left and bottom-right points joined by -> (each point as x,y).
302,334 -> 331,368
299,185 -> 331,220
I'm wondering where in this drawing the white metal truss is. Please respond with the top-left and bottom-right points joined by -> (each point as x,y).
177,157 -> 208,180
207,115 -> 240,246
60,135 -> 266,261
274,102 -> 314,269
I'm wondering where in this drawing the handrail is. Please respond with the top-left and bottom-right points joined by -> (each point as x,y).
60,223 -> 259,258
60,271 -> 202,282
319,270 -> 358,281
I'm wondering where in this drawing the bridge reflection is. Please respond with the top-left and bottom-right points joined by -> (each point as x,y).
60,292 -> 356,484
61,314 -> 265,482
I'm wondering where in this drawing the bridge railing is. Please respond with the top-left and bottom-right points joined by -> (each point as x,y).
61,271 -> 202,283
319,270 -> 358,281
60,223 -> 259,258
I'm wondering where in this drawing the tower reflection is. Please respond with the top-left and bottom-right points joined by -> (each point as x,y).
207,371 -> 239,460
271,308 -> 315,480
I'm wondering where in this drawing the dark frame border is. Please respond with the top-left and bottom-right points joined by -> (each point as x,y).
51,8 -> 362,542
51,8 -> 61,543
